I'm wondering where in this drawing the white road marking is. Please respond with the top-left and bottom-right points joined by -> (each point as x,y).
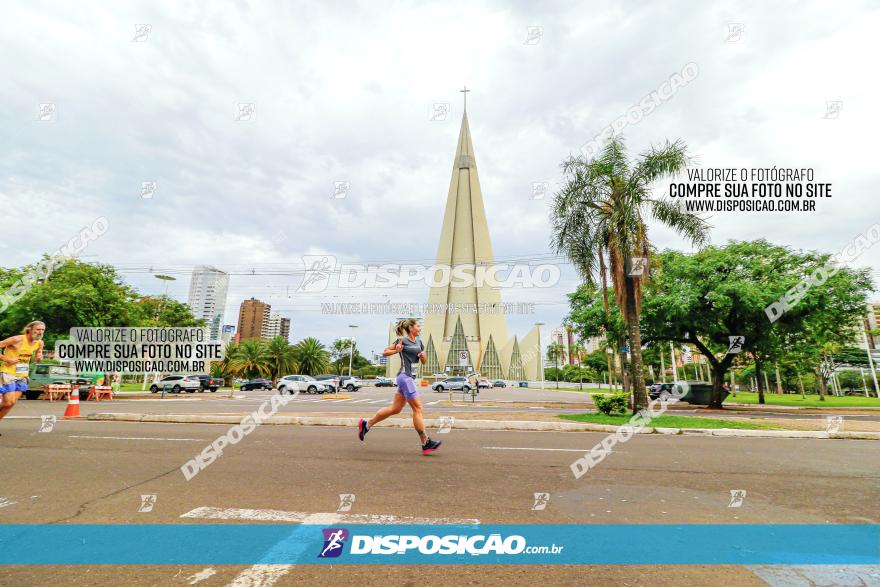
483,446 -> 625,453
210,508 -> 479,586
369,399 -> 387,404
426,400 -> 441,405
187,567 -> 217,584
68,435 -> 201,442
181,506 -> 479,525
228,564 -> 292,587
749,565 -> 880,586
0,497 -> 17,509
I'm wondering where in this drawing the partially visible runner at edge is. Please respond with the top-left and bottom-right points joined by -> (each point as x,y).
0,321 -> 46,434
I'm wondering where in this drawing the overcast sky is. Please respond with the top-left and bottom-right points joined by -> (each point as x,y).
2,0 -> 878,355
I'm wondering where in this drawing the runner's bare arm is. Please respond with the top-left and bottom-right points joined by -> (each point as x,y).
35,340 -> 44,362
382,339 -> 403,357
0,335 -> 23,364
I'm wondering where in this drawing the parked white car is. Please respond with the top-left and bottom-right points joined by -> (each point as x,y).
150,375 -> 201,394
277,374 -> 328,395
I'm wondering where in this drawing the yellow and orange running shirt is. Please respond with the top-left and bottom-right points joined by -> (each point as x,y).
0,336 -> 41,379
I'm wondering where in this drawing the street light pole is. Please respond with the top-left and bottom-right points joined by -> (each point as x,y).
535,322 -> 545,390
348,324 -> 358,377
142,274 -> 176,391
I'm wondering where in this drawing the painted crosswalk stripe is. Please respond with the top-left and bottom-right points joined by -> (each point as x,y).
187,506 -> 481,586
483,446 -> 619,453
181,506 -> 479,525
68,435 -> 201,442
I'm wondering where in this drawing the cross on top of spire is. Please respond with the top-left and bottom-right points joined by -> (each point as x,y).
460,86 -> 470,112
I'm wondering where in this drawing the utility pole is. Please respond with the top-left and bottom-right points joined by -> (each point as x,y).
535,322 -> 545,390
347,324 -> 358,378
862,328 -> 879,397
669,341 -> 679,382
659,345 -> 666,383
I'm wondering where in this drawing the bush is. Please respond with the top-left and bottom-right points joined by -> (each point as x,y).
592,393 -> 628,415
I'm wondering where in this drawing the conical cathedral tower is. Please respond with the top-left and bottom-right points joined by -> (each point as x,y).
420,111 -> 510,376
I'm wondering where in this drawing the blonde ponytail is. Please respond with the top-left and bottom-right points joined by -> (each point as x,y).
395,318 -> 417,337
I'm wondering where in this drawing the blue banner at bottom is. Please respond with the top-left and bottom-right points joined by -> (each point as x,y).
0,524 -> 877,565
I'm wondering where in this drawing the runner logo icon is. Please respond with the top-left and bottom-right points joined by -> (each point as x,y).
319,528 -> 349,558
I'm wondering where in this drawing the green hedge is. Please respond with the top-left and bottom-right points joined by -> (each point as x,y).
592,393 -> 628,415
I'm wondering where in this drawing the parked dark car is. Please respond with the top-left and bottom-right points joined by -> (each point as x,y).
240,378 -> 273,391
648,382 -> 674,400
492,380 -> 506,388
195,375 -> 223,392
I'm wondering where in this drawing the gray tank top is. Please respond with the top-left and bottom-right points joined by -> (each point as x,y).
397,336 -> 424,377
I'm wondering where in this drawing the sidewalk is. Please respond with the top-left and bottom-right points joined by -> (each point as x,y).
85,411 -> 880,440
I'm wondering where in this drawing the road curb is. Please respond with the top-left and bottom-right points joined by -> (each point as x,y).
84,413 -> 880,440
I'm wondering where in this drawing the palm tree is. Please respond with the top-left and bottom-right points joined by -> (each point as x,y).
292,337 -> 330,376
265,336 -> 299,385
551,195 -> 628,394
570,341 -> 587,390
552,137 -> 709,410
547,342 -> 565,389
214,341 -> 240,382
227,339 -> 271,379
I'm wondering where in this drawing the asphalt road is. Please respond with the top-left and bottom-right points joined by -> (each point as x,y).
16,386 -> 880,422
1,415 -> 878,585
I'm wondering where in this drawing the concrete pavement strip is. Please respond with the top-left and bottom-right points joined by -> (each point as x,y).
86,412 -> 880,440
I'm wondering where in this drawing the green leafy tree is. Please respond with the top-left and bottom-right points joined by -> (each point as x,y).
132,295 -> 205,327
330,338 -> 369,374
0,259 -> 144,346
566,285 -> 626,390
640,241 -> 872,406
552,137 -> 710,410
0,259 -> 204,347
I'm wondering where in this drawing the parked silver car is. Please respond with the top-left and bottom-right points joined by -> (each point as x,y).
431,376 -> 472,393
150,375 -> 201,393
277,374 -> 328,394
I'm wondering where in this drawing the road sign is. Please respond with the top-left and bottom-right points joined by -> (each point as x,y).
458,350 -> 469,366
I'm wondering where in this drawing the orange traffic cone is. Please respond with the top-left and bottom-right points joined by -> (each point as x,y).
63,385 -> 81,418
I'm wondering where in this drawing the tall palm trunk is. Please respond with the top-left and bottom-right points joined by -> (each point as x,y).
624,276 -> 648,411
599,254 -> 627,393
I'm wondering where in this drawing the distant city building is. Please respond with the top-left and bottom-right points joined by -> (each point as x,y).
237,298 -> 270,341
187,265 -> 229,340
548,327 -> 581,365
263,312 -> 291,341
581,335 -> 606,355
864,302 -> 880,349
221,324 -> 236,344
